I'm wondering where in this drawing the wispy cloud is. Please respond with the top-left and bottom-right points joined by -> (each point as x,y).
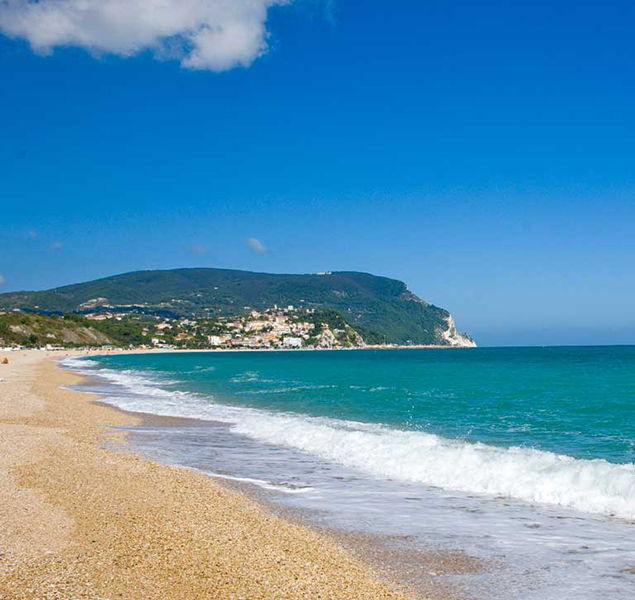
190,244 -> 208,255
246,237 -> 267,254
0,274 -> 5,286
50,242 -> 64,250
0,0 -> 293,72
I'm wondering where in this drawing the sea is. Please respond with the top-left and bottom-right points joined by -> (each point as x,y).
61,347 -> 635,599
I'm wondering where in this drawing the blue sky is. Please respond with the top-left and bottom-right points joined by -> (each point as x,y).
1,0 -> 634,346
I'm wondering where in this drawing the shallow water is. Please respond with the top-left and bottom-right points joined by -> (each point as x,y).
63,347 -> 635,599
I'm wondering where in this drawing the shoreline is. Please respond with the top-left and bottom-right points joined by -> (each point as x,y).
7,347 -> 633,598
0,349 -> 430,599
68,352 -> 483,599
97,405 -> 483,600
86,386 -> 484,600
1,343 -> 476,358
65,352 -> 485,599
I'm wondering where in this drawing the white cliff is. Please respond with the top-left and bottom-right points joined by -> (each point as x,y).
437,314 -> 477,347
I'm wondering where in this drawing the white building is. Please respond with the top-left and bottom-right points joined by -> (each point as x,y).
283,337 -> 303,349
207,335 -> 222,346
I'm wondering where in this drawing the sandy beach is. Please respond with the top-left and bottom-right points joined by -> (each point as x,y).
0,350 -> 423,600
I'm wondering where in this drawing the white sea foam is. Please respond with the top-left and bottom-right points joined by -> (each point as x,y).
231,413 -> 635,519
190,366 -> 216,373
239,384 -> 335,395
203,472 -> 314,493
61,356 -> 98,369
62,357 -> 635,520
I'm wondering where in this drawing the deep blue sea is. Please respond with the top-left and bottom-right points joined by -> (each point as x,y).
63,347 -> 635,600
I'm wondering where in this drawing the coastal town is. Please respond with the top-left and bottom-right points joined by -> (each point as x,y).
90,304 -> 365,350
0,305 -> 367,351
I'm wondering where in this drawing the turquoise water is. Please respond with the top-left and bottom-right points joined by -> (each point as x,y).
87,346 -> 635,463
64,347 -> 635,599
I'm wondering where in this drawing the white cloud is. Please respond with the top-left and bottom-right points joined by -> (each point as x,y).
246,237 -> 267,254
50,242 -> 64,250
0,0 -> 291,71
0,275 -> 5,286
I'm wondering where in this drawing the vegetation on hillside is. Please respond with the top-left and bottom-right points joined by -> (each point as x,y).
0,307 -> 370,350
0,268 -> 461,345
0,313 -> 119,348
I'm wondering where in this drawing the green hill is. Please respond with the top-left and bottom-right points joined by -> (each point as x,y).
0,313 -> 113,348
0,268 -> 475,346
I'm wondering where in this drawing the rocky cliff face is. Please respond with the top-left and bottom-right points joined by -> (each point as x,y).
436,315 -> 477,347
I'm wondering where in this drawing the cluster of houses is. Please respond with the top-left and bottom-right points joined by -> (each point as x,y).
199,306 -> 342,350
0,303 -> 365,351
83,305 -> 360,350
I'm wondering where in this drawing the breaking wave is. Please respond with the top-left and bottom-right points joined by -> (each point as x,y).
61,357 -> 635,519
